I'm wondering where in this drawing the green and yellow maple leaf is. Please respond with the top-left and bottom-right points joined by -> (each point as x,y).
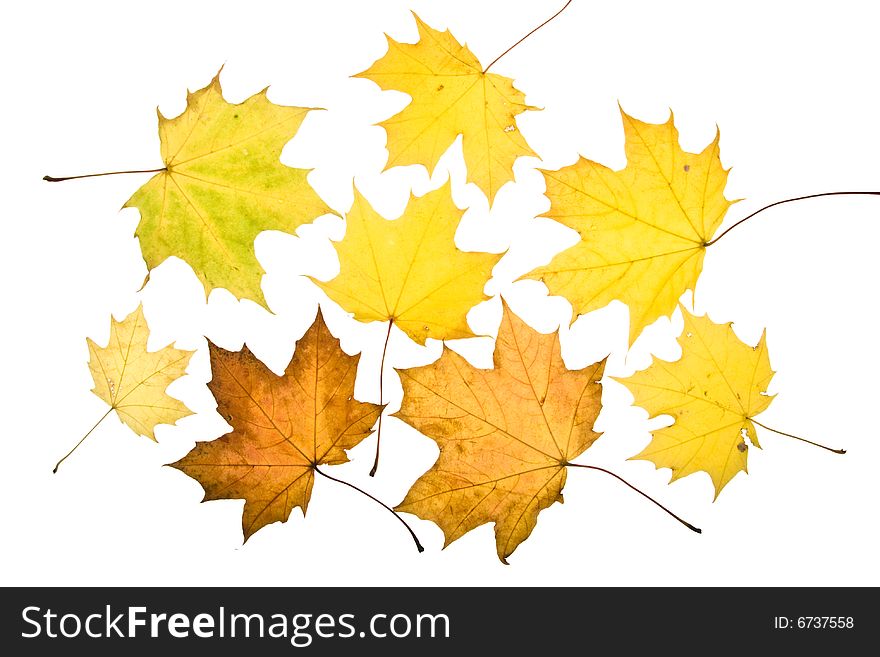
125,72 -> 333,307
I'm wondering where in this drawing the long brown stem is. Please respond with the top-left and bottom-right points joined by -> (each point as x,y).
706,192 -> 880,246
314,466 -> 424,552
43,168 -> 166,183
566,463 -> 701,533
369,319 -> 394,477
751,419 -> 845,454
483,0 -> 574,73
53,408 -> 113,473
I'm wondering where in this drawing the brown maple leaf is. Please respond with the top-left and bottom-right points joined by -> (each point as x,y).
171,310 -> 421,547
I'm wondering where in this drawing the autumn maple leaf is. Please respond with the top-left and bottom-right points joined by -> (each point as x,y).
313,181 -> 501,346
169,310 -> 407,543
394,301 -> 606,562
356,13 -> 538,204
617,307 -> 775,497
54,304 -> 194,472
124,71 -> 334,307
524,109 -> 732,345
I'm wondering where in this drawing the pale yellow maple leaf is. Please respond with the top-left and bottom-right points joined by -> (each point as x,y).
87,304 -> 194,441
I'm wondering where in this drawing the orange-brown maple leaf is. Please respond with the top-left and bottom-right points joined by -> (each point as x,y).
171,310 -> 382,541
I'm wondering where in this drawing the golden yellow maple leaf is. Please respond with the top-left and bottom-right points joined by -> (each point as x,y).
171,310 -> 383,541
312,182 -> 502,345
87,304 -> 194,441
356,13 -> 538,204
616,307 -> 775,498
125,72 -> 333,307
525,109 -> 733,345
394,301 -> 606,563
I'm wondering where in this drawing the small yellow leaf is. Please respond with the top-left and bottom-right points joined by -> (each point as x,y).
394,301 -> 606,563
125,72 -> 333,307
525,109 -> 732,345
616,307 -> 775,498
87,304 -> 193,440
356,13 -> 538,204
313,182 -> 502,345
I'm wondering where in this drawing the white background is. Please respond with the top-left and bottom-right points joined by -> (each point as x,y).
2,0 -> 878,586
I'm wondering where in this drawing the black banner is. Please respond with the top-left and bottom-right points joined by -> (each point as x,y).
0,587 -> 870,654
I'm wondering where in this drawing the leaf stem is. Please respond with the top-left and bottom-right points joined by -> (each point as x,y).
43,168 -> 166,183
369,319 -> 394,477
751,419 -> 845,454
566,462 -> 701,533
483,0 -> 574,73
53,408 -> 113,473
314,466 -> 424,553
706,192 -> 880,246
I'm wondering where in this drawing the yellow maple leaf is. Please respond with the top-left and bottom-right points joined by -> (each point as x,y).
525,109 -> 733,345
394,301 -> 606,563
55,304 -> 194,472
87,304 -> 194,441
312,182 -> 502,345
171,310 -> 383,541
356,13 -> 538,204
616,307 -> 775,498
124,72 -> 333,307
